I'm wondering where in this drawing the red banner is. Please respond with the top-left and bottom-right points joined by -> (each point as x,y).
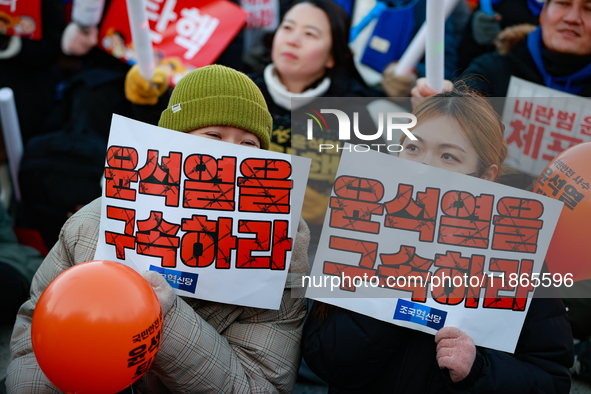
99,0 -> 247,85
0,0 -> 42,40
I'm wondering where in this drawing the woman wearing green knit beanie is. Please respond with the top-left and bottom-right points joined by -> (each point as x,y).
7,64 -> 313,394
158,64 -> 273,150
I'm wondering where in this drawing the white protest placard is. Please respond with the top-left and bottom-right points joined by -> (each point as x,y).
94,115 -> 311,310
305,147 -> 564,353
503,76 -> 591,177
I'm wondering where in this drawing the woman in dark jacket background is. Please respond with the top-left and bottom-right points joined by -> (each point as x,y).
249,0 -> 385,238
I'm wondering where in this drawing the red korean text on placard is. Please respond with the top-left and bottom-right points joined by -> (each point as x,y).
509,101 -> 587,162
184,154 -> 237,211
329,176 -> 384,234
321,240 -> 435,301
492,197 -> 543,253
556,110 -> 577,132
136,211 -> 180,268
506,119 -> 545,160
514,99 -> 533,120
106,211 -> 292,271
438,191 -> 494,249
580,116 -> 591,137
105,146 -> 139,201
430,251 -> 486,307
378,245 -> 433,302
105,206 -> 136,259
236,219 -> 292,269
180,214 -> 220,268
534,105 -> 554,125
215,217 -> 237,269
323,235 -> 379,292
383,184 -> 440,242
484,258 -> 534,311
138,150 -> 182,207
238,158 -> 293,214
178,216 -> 291,270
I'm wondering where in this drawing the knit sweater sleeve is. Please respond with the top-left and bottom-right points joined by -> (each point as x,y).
6,198 -> 102,393
142,219 -> 310,394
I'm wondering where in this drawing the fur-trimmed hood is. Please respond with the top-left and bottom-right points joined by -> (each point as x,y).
494,23 -> 537,55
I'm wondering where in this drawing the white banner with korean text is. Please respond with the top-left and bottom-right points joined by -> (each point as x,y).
503,76 -> 591,178
305,147 -> 564,353
95,115 -> 311,310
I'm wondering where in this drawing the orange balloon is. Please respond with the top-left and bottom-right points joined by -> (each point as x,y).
534,142 -> 591,282
32,261 -> 162,394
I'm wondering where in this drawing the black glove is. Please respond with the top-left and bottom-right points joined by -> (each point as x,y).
472,10 -> 502,46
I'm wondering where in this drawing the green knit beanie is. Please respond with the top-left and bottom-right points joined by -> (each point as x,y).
158,65 -> 272,150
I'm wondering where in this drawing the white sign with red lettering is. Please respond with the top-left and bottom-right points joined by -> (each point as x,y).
94,115 -> 311,310
305,147 -> 564,353
503,76 -> 591,177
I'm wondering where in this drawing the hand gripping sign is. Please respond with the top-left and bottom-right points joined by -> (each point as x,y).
305,147 -> 563,353
95,115 -> 311,310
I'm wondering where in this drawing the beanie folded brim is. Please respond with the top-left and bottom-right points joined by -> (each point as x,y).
159,95 -> 271,150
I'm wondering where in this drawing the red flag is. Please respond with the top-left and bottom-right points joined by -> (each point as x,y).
0,0 -> 42,40
98,0 -> 248,86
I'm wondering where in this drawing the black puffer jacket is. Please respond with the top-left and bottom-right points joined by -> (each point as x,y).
303,293 -> 573,393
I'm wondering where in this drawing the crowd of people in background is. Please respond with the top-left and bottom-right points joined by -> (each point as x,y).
1,0 -> 591,392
